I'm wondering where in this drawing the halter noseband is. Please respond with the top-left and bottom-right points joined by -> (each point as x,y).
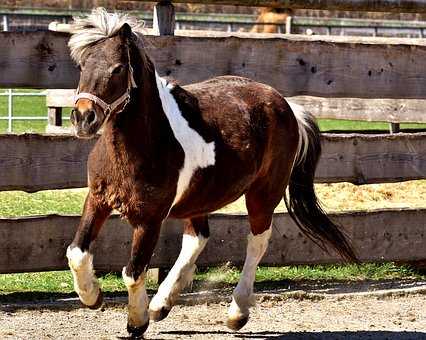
74,50 -> 137,116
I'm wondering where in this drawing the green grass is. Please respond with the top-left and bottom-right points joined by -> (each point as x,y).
196,263 -> 425,284
0,271 -> 128,295
318,119 -> 426,131
0,189 -> 87,218
0,263 -> 423,296
0,89 -> 72,133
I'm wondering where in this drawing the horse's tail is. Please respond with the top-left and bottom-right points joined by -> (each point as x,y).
284,102 -> 357,262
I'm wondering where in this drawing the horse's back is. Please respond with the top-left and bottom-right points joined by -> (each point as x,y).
183,75 -> 296,151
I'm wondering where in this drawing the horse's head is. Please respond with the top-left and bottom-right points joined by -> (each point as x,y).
69,9 -> 141,138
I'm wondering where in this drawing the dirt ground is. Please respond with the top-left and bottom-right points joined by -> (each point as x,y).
1,281 -> 425,340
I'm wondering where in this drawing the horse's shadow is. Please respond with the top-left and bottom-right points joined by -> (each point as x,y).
149,330 -> 425,339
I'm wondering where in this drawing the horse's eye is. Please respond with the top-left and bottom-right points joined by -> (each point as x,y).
111,64 -> 124,75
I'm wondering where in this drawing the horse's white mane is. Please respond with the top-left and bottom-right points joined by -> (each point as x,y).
68,7 -> 144,63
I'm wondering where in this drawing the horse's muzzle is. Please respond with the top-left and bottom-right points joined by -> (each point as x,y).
71,108 -> 102,138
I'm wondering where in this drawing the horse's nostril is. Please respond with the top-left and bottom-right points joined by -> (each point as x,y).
87,110 -> 96,125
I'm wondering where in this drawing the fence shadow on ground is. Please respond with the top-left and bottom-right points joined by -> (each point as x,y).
159,330 -> 426,340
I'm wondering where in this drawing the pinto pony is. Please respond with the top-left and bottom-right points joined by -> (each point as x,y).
66,8 -> 356,337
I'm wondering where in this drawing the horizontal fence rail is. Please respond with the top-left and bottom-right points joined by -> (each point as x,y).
130,0 -> 426,13
3,31 -> 426,99
289,97 -> 426,123
1,208 -> 425,273
0,133 -> 424,193
46,89 -> 426,123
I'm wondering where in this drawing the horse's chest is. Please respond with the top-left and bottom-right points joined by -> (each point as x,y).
92,178 -> 138,216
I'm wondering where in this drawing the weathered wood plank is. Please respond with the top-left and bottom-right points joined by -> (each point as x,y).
0,133 -> 423,192
316,133 -> 426,184
126,0 -> 426,13
46,89 -> 75,107
0,31 -> 78,89
0,134 -> 96,193
4,31 -> 426,99
47,90 -> 426,123
0,208 -> 424,274
289,97 -> 426,123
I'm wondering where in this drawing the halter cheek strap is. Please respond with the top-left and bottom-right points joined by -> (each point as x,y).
74,50 -> 137,116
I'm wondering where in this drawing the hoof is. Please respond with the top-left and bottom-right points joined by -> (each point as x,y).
226,315 -> 249,331
149,306 -> 171,322
86,290 -> 103,310
127,322 -> 149,338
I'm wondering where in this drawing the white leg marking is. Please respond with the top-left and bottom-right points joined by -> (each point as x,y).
149,234 -> 208,314
228,227 -> 272,320
66,246 -> 100,306
123,268 -> 149,328
155,72 -> 216,205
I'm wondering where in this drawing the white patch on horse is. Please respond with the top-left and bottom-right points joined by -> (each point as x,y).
286,100 -> 312,165
228,227 -> 272,321
122,267 -> 149,328
155,72 -> 216,206
149,233 -> 208,314
66,246 -> 100,306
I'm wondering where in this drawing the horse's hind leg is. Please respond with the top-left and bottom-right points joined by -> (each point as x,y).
149,215 -> 209,322
227,184 -> 284,331
66,192 -> 111,309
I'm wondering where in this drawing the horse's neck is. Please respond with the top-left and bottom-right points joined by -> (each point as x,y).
103,60 -> 174,165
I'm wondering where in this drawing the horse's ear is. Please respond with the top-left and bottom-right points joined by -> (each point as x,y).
118,23 -> 132,41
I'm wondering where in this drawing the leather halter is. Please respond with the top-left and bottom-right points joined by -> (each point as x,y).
74,50 -> 137,116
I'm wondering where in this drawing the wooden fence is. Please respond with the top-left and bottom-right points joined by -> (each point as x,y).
3,30 -> 426,99
0,0 -> 425,274
0,133 -> 424,194
4,8 -> 426,38
132,0 -> 426,13
2,209 -> 425,274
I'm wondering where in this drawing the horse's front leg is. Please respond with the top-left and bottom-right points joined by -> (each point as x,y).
122,219 -> 162,337
149,215 -> 209,322
66,192 -> 111,309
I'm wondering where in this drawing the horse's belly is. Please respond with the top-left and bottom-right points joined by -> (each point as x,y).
168,165 -> 255,219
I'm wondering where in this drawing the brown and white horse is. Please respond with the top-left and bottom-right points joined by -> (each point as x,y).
66,8 -> 356,337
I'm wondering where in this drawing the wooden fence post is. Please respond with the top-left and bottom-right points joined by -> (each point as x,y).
149,0 -> 177,284
153,0 -> 176,36
390,122 -> 400,133
48,107 -> 62,127
285,15 -> 292,34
